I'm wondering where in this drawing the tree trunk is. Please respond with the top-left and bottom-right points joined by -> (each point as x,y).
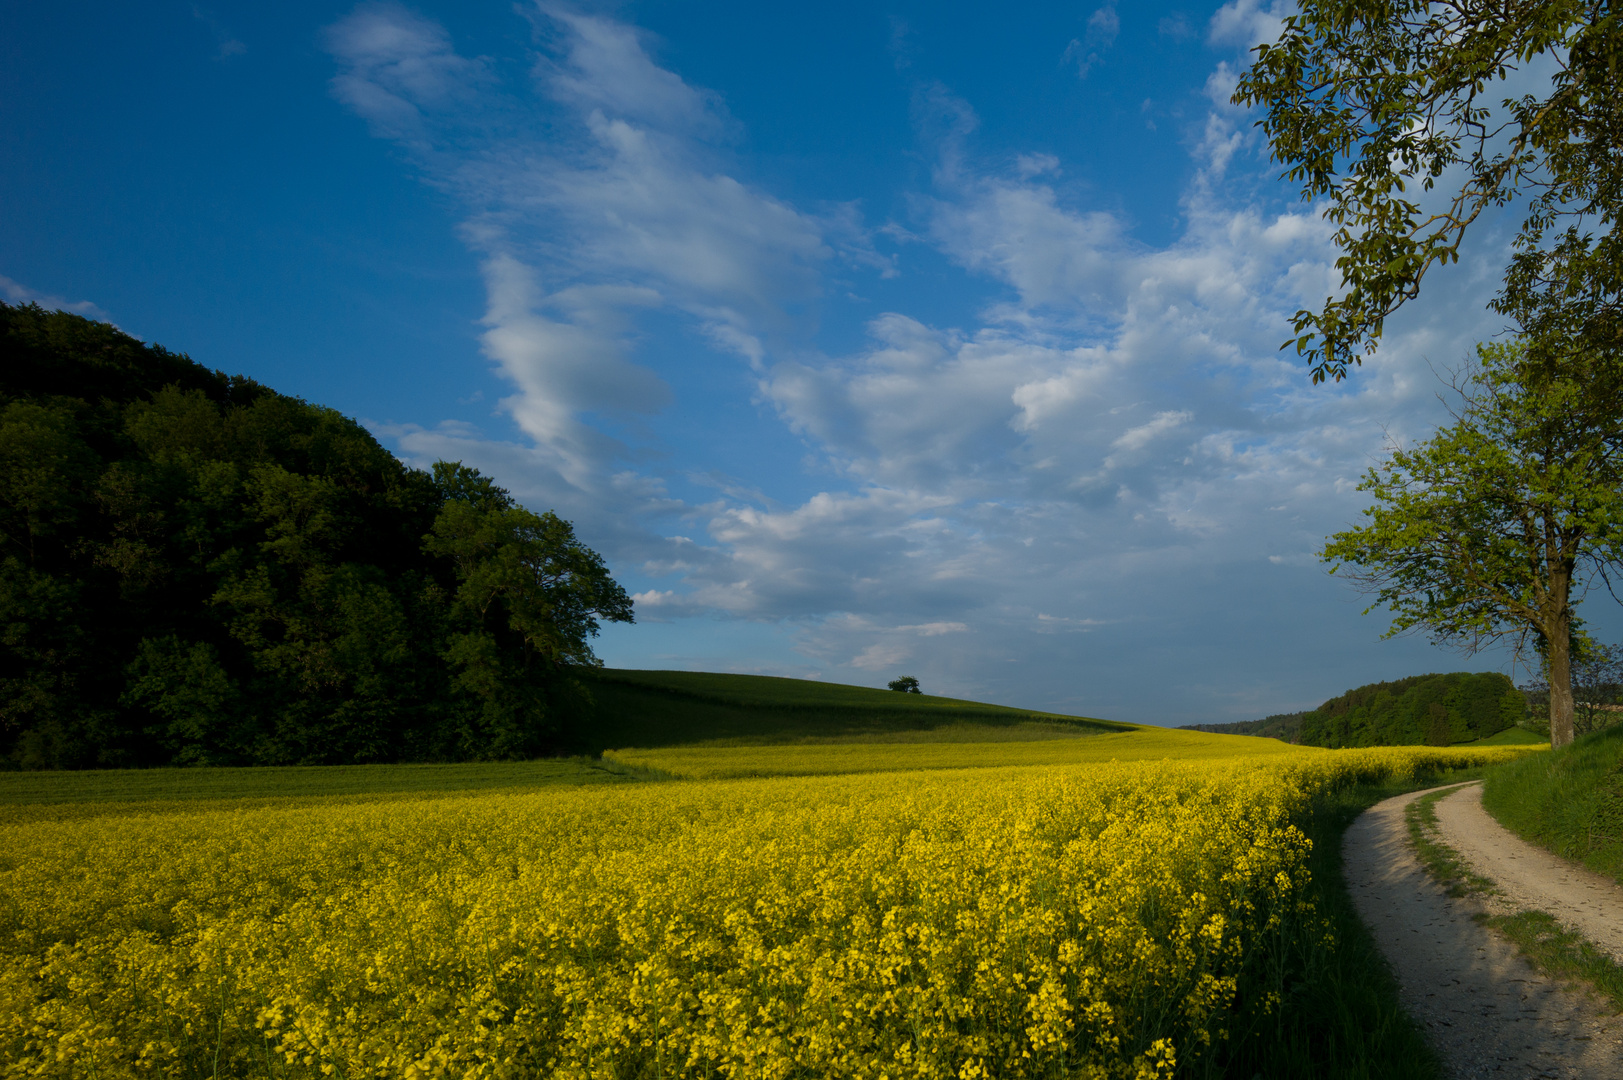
1548,623 -> 1576,748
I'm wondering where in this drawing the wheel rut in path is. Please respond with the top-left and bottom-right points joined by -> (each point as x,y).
1343,785 -> 1623,1078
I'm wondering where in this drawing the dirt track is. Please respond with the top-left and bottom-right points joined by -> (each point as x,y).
1433,783 -> 1623,961
1343,784 -> 1623,1078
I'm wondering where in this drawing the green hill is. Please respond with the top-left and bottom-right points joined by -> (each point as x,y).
1187,673 -> 1528,748
1298,671 -> 1524,748
1473,726 -> 1547,746
570,669 -> 1132,752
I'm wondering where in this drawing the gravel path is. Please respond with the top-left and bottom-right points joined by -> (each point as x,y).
1343,785 -> 1623,1078
1433,783 -> 1623,961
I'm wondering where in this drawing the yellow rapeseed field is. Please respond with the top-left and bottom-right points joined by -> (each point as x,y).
0,741 -> 1530,1079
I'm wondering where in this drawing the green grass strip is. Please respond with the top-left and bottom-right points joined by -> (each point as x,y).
1405,785 -> 1496,898
1488,910 -> 1623,1013
1481,724 -> 1623,882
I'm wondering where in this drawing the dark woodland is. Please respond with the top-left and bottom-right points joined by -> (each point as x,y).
0,302 -> 632,769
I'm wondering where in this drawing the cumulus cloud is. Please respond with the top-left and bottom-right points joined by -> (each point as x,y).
1207,0 -> 1291,49
734,87 -> 1509,711
1,275 -> 110,321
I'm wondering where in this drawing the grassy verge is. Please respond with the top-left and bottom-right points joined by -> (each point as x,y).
1406,780 -> 1623,1014
1405,785 -> 1496,897
1491,911 -> 1623,1011
1481,724 -> 1623,881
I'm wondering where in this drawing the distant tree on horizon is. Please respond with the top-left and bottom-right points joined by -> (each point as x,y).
887,676 -> 921,694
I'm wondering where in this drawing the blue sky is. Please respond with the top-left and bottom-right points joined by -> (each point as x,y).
5,0 -> 1601,724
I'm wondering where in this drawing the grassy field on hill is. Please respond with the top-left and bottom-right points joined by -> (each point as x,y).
581,669 -> 1318,777
0,758 -> 644,826
1473,726 -> 1547,746
571,668 -> 1129,751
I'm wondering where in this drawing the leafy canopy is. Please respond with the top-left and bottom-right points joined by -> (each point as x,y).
1236,1 -> 1623,381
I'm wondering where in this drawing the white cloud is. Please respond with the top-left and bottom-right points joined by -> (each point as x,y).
1,276 -> 110,321
324,1 -> 839,496
323,2 -> 489,146
926,177 -> 1128,312
1088,6 -> 1121,45
1207,0 -> 1290,49
1063,5 -> 1122,78
1112,411 -> 1193,452
899,621 -> 970,636
852,642 -> 912,671
537,8 -> 727,139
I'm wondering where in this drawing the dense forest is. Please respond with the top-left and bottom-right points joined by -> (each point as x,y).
1188,672 -> 1526,747
1297,672 -> 1523,748
0,302 -> 632,769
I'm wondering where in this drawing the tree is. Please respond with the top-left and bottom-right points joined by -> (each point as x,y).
1521,640 -> 1623,737
425,463 -> 634,669
1234,1 -> 1623,383
887,676 -> 921,694
424,463 -> 634,758
1296,671 -> 1521,748
1321,339 -> 1623,747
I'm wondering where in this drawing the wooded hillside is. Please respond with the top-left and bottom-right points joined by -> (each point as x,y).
1297,671 -> 1523,748
1187,672 -> 1525,747
0,303 -> 631,769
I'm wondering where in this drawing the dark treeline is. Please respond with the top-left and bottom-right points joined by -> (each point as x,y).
1182,711 -> 1309,742
1187,672 -> 1525,747
0,303 -> 632,769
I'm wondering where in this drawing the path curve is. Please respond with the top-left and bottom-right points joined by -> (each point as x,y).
1343,785 -> 1623,1078
1434,782 -> 1623,961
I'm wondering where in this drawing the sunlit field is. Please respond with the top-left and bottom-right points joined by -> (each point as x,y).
0,731 -> 1533,1079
